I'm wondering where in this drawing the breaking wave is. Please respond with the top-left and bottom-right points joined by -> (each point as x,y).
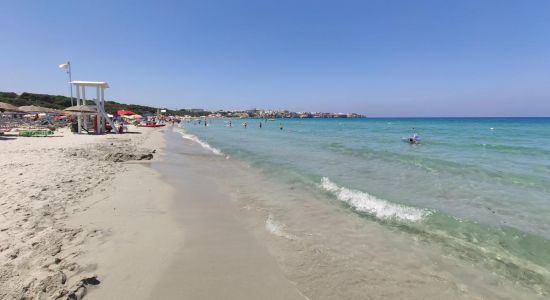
320,177 -> 432,222
178,131 -> 223,156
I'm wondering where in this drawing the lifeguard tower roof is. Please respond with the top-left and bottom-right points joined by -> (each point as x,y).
70,81 -> 109,88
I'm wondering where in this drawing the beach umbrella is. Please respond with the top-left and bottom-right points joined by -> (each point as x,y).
18,105 -> 57,113
0,102 -> 20,112
64,105 -> 97,113
113,109 -> 135,116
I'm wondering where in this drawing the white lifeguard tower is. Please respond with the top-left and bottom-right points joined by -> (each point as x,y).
71,81 -> 117,134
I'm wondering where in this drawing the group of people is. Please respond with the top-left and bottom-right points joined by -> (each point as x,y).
241,121 -> 283,130
196,119 -> 285,131
192,120 -> 421,144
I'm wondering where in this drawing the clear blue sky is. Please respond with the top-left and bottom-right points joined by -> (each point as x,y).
1,0 -> 549,116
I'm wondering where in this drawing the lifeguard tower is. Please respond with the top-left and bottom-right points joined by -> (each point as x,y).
70,81 -> 117,134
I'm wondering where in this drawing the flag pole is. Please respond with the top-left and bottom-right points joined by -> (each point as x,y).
67,61 -> 74,106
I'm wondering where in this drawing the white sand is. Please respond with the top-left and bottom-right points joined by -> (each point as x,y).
0,126 -> 178,299
0,125 -> 308,300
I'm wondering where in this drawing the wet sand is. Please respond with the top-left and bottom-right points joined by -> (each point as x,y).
151,129 -> 306,300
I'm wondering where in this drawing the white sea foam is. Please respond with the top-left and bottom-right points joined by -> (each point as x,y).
178,130 -> 223,156
265,215 -> 296,240
320,177 -> 432,222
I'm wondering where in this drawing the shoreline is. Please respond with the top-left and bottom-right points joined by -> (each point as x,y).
150,128 -> 307,299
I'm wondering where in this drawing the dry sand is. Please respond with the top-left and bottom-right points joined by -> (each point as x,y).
0,125 -> 309,300
0,126 -> 176,299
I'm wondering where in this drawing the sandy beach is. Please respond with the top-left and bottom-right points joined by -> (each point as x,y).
0,126 -> 177,299
0,125 -> 307,300
1,124 -> 547,300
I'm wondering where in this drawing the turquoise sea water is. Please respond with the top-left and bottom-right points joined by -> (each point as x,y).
179,118 -> 550,293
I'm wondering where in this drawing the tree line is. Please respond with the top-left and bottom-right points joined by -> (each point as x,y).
0,91 -> 211,117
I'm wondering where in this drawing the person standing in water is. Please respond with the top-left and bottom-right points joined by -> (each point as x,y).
204,120 -> 207,127
279,123 -> 283,130
244,122 -> 248,129
259,122 -> 262,128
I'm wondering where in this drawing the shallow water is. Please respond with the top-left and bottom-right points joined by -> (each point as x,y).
177,118 -> 550,296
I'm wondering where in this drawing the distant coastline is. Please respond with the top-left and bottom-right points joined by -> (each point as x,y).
0,91 -> 366,118
201,109 -> 366,119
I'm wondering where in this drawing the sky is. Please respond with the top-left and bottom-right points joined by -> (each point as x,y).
1,0 -> 550,117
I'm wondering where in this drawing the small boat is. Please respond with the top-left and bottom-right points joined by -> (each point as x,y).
402,134 -> 421,144
137,121 -> 166,127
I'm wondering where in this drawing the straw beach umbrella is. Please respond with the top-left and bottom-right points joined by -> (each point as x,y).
0,102 -> 20,112
64,105 -> 97,114
51,109 -> 66,115
18,105 -> 57,113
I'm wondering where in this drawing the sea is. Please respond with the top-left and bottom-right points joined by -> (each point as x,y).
176,117 -> 550,297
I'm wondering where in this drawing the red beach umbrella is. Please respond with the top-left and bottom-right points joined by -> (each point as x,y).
113,109 -> 136,116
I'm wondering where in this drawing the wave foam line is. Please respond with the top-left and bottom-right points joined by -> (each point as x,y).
265,215 -> 296,240
320,177 -> 432,222
178,131 -> 223,156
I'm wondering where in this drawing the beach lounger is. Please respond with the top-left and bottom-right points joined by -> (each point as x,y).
18,130 -> 54,137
